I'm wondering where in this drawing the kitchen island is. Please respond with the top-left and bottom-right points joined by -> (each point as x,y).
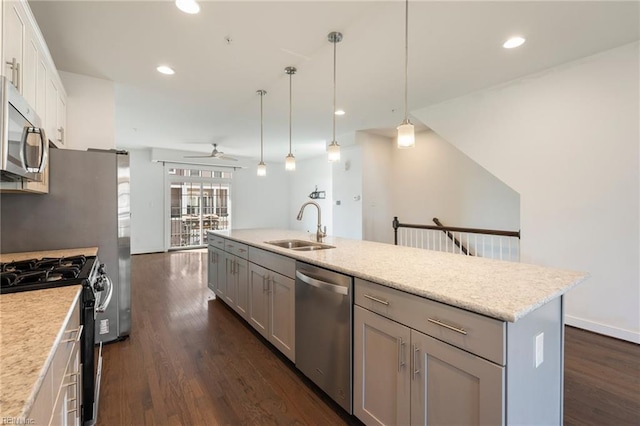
208,229 -> 588,425
0,247 -> 97,425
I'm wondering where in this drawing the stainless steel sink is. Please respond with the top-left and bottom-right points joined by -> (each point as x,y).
265,239 -> 335,251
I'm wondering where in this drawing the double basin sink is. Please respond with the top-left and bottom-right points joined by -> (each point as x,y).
265,239 -> 335,252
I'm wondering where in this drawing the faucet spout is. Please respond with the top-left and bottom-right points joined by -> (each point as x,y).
296,201 -> 326,242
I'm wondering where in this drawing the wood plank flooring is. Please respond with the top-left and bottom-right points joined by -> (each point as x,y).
98,250 -> 640,425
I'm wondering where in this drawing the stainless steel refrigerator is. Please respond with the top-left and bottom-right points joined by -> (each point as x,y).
0,148 -> 131,344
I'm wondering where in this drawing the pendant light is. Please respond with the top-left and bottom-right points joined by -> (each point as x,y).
327,31 -> 343,163
256,90 -> 267,177
284,66 -> 297,171
397,0 -> 415,149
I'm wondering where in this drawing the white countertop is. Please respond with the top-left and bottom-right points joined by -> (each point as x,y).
210,229 -> 588,322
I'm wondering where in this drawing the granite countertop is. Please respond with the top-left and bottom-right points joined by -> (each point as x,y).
210,229 -> 588,322
0,286 -> 81,419
0,247 -> 98,419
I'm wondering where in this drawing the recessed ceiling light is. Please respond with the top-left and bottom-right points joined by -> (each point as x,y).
503,36 -> 526,49
175,0 -> 200,14
156,65 -> 175,75
335,110 -> 345,116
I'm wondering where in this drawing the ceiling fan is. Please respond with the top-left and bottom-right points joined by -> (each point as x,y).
184,144 -> 238,161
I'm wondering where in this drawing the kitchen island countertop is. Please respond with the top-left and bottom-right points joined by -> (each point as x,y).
210,229 -> 588,322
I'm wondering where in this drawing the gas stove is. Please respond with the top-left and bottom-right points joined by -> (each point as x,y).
0,255 -> 99,294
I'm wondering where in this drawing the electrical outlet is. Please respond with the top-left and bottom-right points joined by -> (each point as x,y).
535,332 -> 544,368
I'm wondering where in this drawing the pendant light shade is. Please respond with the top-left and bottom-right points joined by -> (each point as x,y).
285,66 -> 296,171
397,0 -> 415,149
328,31 -> 342,162
256,90 -> 267,177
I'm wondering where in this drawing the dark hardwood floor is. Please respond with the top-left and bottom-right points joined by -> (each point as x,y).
98,250 -> 640,425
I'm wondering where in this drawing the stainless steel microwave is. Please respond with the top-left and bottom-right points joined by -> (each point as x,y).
0,76 -> 47,182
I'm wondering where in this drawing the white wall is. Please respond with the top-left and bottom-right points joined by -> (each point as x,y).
361,132 -> 394,244
129,149 -> 165,254
128,148 -> 290,254
415,43 -> 640,343
332,139 -> 363,240
234,165 -> 290,230
59,71 -> 115,151
391,130 -> 520,231
288,156 -> 333,237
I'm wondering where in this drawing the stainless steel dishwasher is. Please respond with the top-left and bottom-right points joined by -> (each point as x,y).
295,261 -> 353,414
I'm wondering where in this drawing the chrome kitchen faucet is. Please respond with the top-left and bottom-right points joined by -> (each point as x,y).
296,201 -> 327,243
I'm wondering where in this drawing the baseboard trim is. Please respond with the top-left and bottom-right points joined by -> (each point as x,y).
565,315 -> 640,344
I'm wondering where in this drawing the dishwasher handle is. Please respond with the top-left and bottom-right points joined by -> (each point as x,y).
296,270 -> 349,296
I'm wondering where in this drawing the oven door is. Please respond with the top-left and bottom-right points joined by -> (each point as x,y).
1,76 -> 47,182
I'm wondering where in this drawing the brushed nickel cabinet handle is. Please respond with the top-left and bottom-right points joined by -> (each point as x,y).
412,344 -> 420,380
397,338 -> 406,372
363,294 -> 389,306
427,318 -> 468,335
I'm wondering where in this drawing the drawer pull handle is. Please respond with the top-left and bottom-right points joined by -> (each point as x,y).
427,318 -> 468,335
238,248 -> 247,252
363,294 -> 389,306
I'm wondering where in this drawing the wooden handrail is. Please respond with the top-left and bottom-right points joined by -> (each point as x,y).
392,216 -> 521,256
392,216 -> 520,238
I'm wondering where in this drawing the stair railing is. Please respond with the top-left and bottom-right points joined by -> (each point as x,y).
392,216 -> 521,261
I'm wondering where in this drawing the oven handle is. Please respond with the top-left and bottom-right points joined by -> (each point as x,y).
296,270 -> 349,296
96,275 -> 113,313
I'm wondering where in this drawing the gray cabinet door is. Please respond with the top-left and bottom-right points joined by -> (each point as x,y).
248,263 -> 269,339
224,252 -> 236,306
410,329 -> 504,426
354,306 -> 411,426
268,270 -> 295,362
208,246 -> 223,293
234,258 -> 249,320
207,246 -> 215,291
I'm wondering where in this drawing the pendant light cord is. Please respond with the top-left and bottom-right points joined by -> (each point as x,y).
289,71 -> 293,154
260,91 -> 264,162
404,0 -> 409,121
332,37 -> 337,142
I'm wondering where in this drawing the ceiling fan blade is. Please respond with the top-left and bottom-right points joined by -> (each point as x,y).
217,154 -> 238,161
184,154 -> 214,158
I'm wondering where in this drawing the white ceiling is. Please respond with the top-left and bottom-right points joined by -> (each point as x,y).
30,0 -> 639,163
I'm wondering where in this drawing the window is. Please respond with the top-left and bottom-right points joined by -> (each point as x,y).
167,167 -> 232,249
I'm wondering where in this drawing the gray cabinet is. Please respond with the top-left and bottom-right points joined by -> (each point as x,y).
207,245 -> 223,292
354,305 -> 410,425
224,251 -> 248,320
248,262 -> 269,338
354,305 -> 504,426
355,277 -> 564,426
247,257 -> 295,362
411,328 -> 503,425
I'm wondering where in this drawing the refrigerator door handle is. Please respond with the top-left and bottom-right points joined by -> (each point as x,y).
96,275 -> 114,313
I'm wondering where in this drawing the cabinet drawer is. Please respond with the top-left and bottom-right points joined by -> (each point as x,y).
248,247 -> 295,279
355,279 -> 505,365
208,234 -> 226,250
225,240 -> 249,259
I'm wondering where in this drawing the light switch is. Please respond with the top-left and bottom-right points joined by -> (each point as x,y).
535,332 -> 544,368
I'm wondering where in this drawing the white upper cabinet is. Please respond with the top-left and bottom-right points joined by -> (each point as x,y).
2,0 -> 26,92
1,0 -> 67,147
